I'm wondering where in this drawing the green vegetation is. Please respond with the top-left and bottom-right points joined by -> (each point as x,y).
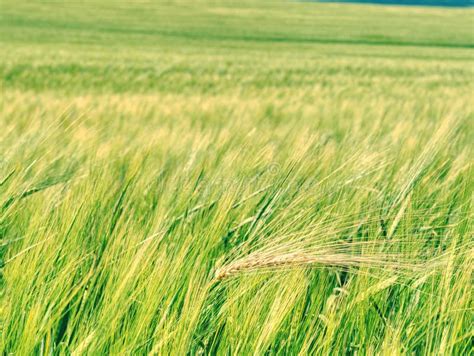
1,0 -> 473,354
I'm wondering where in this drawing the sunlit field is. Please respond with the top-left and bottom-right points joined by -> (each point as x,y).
1,0 -> 473,354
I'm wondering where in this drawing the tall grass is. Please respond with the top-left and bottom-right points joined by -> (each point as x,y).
1,0 -> 473,354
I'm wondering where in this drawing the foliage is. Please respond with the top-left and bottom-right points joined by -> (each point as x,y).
1,1 -> 473,354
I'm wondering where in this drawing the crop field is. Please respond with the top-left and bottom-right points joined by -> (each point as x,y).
0,0 -> 473,354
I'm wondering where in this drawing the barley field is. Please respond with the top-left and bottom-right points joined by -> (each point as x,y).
1,0 -> 473,354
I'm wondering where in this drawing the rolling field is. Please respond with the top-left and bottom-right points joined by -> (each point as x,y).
1,0 -> 473,354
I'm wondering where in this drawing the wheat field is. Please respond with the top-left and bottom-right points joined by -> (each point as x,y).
0,0 -> 473,354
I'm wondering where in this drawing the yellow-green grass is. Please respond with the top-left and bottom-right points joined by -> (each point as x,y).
1,0 -> 473,354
